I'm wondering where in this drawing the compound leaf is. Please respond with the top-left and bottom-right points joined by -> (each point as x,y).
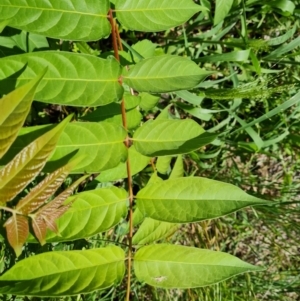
134,244 -> 263,288
0,246 -> 125,296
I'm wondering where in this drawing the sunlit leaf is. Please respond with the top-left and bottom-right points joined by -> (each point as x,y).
134,244 -> 264,288
0,52 -> 123,106
0,246 -> 125,296
0,0 -> 111,41
136,177 -> 270,223
123,55 -> 213,93
115,0 -> 205,32
28,187 -> 128,243
133,119 -> 216,156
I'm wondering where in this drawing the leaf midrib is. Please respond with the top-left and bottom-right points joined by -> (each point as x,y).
0,4 -> 107,17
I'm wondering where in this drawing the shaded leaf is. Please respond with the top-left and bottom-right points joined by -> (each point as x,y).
169,155 -> 184,179
134,244 -> 264,288
0,0 -> 111,41
0,52 -> 123,106
0,69 -> 46,159
28,187 -> 128,242
136,177 -> 270,223
133,119 -> 216,156
115,0 -> 205,32
132,219 -> 179,245
123,55 -> 213,93
0,115 -> 72,204
0,246 -> 125,296
4,215 -> 29,257
96,146 -> 150,182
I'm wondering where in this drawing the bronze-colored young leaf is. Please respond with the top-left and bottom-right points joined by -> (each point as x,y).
0,114 -> 73,204
0,70 -> 46,159
16,156 -> 85,215
4,214 -> 29,257
31,175 -> 88,245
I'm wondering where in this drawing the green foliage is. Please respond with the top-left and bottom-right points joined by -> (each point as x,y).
1,0 -> 298,299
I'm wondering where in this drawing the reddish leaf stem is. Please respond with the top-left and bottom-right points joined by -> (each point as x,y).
108,10 -> 134,301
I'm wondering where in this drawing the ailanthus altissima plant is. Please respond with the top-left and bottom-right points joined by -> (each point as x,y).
0,0 -> 274,299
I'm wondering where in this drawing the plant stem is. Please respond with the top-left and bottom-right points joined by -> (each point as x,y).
108,10 -> 134,301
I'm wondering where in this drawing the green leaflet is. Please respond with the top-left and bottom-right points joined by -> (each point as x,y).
0,70 -> 45,159
0,52 -> 123,106
132,119 -> 216,156
96,146 -> 150,182
123,55 -> 213,93
0,122 -> 128,173
0,246 -> 125,296
134,244 -> 264,288
132,219 -> 179,245
115,0 -> 205,32
0,0 -> 110,41
28,187 -> 128,242
136,177 -> 270,223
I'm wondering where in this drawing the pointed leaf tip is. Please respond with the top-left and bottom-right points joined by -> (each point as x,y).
134,244 -> 264,288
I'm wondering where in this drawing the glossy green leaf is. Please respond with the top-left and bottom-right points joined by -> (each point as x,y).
123,55 -> 213,93
133,119 -> 216,156
0,122 -> 127,173
29,187 -> 128,242
0,70 -> 45,159
0,52 -> 123,106
115,0 -> 205,32
134,244 -> 263,288
132,219 -> 179,245
0,115 -> 72,204
0,0 -> 111,41
136,177 -> 269,223
0,246 -> 125,296
96,146 -> 150,182
214,0 -> 234,25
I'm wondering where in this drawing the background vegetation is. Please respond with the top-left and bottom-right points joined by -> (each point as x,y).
0,0 -> 300,300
